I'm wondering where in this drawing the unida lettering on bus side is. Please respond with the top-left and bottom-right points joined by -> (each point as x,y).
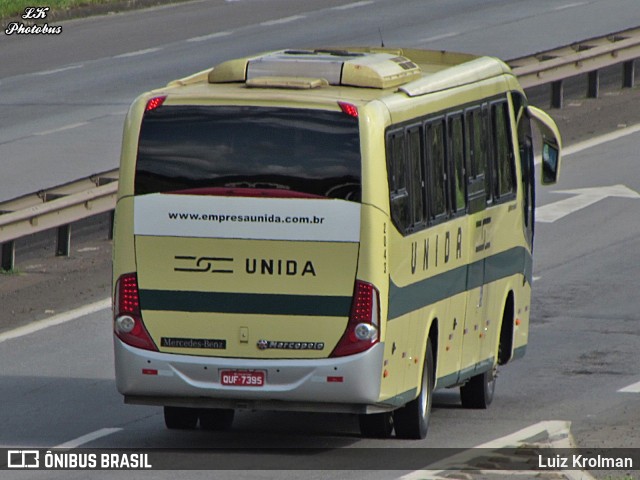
174,255 -> 317,277
411,227 -> 463,274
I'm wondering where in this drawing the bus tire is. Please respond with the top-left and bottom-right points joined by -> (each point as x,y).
393,338 -> 434,439
199,408 -> 235,431
164,406 -> 199,429
359,412 -> 394,438
460,367 -> 496,409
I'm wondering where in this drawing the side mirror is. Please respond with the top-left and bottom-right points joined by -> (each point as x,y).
542,142 -> 559,185
527,106 -> 562,185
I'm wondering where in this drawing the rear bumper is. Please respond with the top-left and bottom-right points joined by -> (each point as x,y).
114,338 -> 387,414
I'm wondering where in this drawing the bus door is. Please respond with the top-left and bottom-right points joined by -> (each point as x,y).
514,92 -> 535,250
459,105 -> 491,380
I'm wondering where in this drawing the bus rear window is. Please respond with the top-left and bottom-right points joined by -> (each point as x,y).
135,106 -> 361,202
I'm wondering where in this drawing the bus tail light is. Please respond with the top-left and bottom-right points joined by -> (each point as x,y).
330,280 -> 380,357
338,101 -> 358,118
114,273 -> 158,352
145,95 -> 166,112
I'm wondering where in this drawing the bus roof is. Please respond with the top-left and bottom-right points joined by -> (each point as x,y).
163,47 -> 515,101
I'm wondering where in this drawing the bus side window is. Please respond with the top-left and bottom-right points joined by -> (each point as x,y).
387,130 -> 410,233
465,108 -> 486,214
478,106 -> 492,204
407,126 -> 426,228
448,113 -> 466,213
425,118 -> 447,221
491,101 -> 516,200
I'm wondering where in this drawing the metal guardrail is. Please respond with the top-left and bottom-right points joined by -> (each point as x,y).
508,26 -> 640,107
0,170 -> 118,270
1,27 -> 639,271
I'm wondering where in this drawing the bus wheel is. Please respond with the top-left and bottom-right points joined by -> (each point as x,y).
164,406 -> 199,429
393,338 -> 434,439
359,412 -> 393,438
199,408 -> 234,431
460,367 -> 496,409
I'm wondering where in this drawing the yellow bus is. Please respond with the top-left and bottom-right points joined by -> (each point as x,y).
112,47 -> 561,439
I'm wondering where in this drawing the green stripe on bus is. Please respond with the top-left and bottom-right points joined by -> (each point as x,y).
139,247 -> 532,319
388,246 -> 532,320
139,290 -> 352,317
381,388 -> 419,408
436,357 -> 495,389
512,344 -> 527,360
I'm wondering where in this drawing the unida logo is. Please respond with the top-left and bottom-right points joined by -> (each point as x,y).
173,255 -> 233,273
174,255 -> 317,277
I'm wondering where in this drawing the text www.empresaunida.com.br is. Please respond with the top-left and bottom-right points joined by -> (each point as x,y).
167,211 -> 327,225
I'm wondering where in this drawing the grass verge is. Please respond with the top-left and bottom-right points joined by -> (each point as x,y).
2,1 -> 117,20
1,0 -> 182,26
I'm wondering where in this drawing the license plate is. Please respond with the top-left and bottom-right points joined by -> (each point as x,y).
220,370 -> 265,387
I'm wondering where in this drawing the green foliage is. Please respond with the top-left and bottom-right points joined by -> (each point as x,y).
1,1 -> 115,21
0,268 -> 20,275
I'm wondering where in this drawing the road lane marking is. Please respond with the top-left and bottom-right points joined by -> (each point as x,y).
397,420 -> 595,480
34,64 -> 84,76
34,122 -> 88,136
260,15 -> 306,27
554,2 -> 588,11
534,122 -> 640,166
618,380 -> 640,393
187,31 -> 233,42
419,31 -> 460,43
0,297 -> 110,344
332,1 -> 375,10
536,184 -> 640,223
54,428 -> 122,449
114,47 -> 163,59
563,123 -> 640,157
534,125 -> 640,223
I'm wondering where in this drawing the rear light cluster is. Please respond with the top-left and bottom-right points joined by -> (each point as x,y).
144,95 -> 166,112
114,273 -> 157,351
338,101 -> 358,118
330,280 -> 380,357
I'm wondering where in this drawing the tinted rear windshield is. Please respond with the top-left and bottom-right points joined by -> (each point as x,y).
135,106 -> 361,201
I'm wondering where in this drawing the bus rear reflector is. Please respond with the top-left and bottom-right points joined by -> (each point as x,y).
114,273 -> 158,352
330,280 -> 379,357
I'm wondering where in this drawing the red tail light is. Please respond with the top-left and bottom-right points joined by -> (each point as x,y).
330,280 -> 380,357
114,273 -> 157,351
145,95 -> 166,112
338,101 -> 358,118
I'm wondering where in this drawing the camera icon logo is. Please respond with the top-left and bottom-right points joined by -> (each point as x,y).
7,450 -> 40,469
